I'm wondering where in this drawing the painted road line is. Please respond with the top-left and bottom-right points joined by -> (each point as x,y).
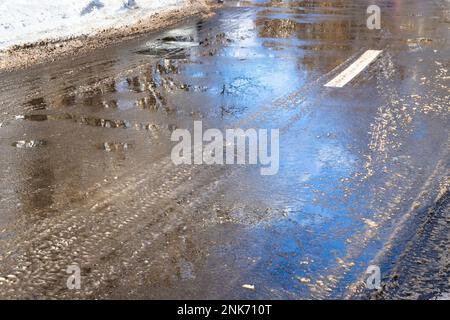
324,50 -> 383,88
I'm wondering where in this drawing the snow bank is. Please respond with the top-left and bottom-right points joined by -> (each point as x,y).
0,0 -> 187,51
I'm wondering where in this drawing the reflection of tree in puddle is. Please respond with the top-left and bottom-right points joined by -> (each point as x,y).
24,97 -> 47,111
220,104 -> 248,118
21,163 -> 55,215
45,85 -> 77,110
253,0 -> 368,73
257,18 -> 355,41
46,62 -> 189,113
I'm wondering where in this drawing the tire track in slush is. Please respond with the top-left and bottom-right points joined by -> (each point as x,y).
0,66 -> 316,298
0,37 -> 385,298
308,51 -> 450,299
0,42 -> 363,298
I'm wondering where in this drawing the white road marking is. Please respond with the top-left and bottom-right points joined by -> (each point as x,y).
324,50 -> 383,88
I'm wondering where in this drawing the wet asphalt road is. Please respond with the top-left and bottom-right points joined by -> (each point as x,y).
0,0 -> 449,299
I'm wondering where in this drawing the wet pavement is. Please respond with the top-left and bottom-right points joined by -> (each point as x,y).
0,0 -> 449,299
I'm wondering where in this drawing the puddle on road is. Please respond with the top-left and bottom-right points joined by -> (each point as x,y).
0,0 -> 448,300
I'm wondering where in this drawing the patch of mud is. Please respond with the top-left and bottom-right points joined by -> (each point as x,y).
12,140 -> 47,149
15,112 -> 176,133
373,189 -> 450,300
99,142 -> 132,152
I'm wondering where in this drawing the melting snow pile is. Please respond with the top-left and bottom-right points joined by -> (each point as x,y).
0,0 -> 187,51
